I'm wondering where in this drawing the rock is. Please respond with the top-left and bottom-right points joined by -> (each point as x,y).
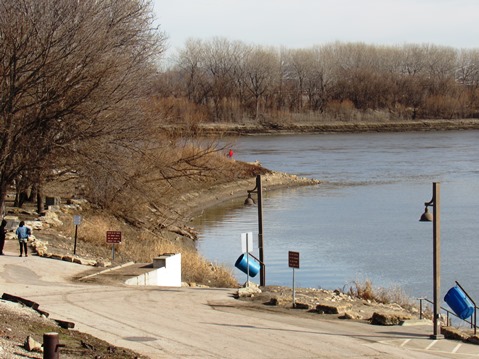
340,311 -> 363,320
467,334 -> 479,344
40,211 -> 63,227
243,281 -> 259,288
266,297 -> 279,306
95,260 -> 112,267
442,326 -> 470,341
25,220 -> 43,231
24,336 -> 43,353
316,302 -> 353,315
62,255 -> 74,262
30,239 -> 48,257
370,312 -> 412,326
237,286 -> 262,298
66,198 -> 89,207
81,340 -> 95,350
81,259 -> 97,266
265,296 -> 291,306
293,302 -> 310,310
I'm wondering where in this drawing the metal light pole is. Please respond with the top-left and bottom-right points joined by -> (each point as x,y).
245,175 -> 265,286
420,182 -> 443,339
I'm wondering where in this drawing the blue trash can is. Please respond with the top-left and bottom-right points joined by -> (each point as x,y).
444,286 -> 474,320
235,253 -> 260,277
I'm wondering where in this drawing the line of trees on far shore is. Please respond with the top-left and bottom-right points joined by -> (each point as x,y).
153,38 -> 479,124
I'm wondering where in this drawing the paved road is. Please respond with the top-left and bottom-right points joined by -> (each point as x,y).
1,241 -> 478,358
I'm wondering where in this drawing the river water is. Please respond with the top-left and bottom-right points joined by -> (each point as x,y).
194,130 -> 479,301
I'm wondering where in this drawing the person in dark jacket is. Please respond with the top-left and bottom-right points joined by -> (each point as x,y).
0,219 -> 6,255
15,221 -> 30,257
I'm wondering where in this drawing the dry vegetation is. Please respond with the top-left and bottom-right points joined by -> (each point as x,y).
24,144 -> 283,290
158,40 -> 479,123
348,279 -> 417,311
65,212 -> 239,287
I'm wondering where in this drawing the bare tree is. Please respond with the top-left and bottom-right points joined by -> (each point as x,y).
176,38 -> 210,105
202,38 -> 241,121
242,46 -> 278,119
0,0 -> 166,211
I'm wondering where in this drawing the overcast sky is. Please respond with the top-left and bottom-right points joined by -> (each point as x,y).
153,0 -> 479,55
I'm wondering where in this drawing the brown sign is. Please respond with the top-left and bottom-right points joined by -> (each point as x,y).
106,231 -> 122,244
288,251 -> 300,269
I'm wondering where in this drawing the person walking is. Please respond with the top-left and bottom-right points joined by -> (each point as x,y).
15,221 -> 30,257
0,219 -> 6,255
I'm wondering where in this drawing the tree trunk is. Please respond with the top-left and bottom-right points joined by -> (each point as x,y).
36,186 -> 44,214
0,183 -> 7,218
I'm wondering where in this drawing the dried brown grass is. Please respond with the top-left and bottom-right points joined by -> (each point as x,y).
348,279 -> 415,310
61,213 -> 238,288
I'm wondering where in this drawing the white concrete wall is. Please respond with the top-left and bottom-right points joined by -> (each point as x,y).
125,253 -> 182,287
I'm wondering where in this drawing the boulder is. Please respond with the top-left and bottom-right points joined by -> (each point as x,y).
442,326 -> 470,341
62,255 -> 74,263
24,336 -> 43,353
51,254 -> 63,260
266,297 -> 279,306
40,211 -> 63,227
370,312 -> 412,326
467,334 -> 479,345
340,311 -> 363,320
95,260 -> 112,267
316,302 -> 353,315
25,220 -> 43,231
237,286 -> 262,298
293,302 -> 311,310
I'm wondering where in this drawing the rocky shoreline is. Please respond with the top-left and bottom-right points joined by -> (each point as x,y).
178,170 -> 321,221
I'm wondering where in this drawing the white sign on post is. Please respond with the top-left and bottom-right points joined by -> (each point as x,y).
241,232 -> 254,253
241,232 -> 254,287
73,215 -> 82,226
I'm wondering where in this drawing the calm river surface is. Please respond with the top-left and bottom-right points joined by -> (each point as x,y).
194,130 -> 479,301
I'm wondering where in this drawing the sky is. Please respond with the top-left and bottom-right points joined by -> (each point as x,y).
153,0 -> 479,55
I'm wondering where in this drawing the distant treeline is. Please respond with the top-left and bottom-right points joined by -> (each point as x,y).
154,39 -> 479,124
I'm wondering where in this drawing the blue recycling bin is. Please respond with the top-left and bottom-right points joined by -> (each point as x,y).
235,253 -> 260,277
444,286 -> 474,320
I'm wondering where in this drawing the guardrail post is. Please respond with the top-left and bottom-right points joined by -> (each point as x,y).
419,298 -> 423,320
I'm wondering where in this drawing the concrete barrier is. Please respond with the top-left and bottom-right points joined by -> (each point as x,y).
125,253 -> 182,287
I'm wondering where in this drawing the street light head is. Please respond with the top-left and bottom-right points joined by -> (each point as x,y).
419,206 -> 433,222
244,193 -> 256,206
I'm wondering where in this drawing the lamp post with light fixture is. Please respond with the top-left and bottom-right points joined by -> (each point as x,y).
244,174 -> 265,287
419,182 -> 443,339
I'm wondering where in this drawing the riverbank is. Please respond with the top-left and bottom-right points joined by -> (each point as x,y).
196,118 -> 479,136
176,169 -> 321,221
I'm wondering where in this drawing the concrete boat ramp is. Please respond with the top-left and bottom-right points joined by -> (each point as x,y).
79,253 -> 182,287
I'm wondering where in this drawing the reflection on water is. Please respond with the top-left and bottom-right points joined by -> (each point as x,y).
194,131 -> 479,302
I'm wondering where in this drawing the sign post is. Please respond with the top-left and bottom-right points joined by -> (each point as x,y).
106,231 -> 122,260
241,232 -> 254,286
288,251 -> 300,307
73,215 -> 82,255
